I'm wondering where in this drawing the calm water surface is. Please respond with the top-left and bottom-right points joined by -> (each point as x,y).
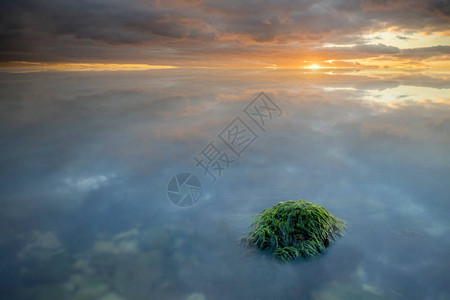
0,69 -> 449,300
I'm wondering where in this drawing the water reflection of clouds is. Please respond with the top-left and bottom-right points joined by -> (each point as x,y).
0,69 -> 449,299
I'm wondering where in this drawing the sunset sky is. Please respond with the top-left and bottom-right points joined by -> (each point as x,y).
1,2 -> 450,299
1,0 -> 449,69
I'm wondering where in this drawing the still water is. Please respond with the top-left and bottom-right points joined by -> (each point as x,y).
0,69 -> 449,300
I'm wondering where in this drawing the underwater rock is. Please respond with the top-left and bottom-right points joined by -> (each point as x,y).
112,228 -> 140,241
92,239 -> 138,255
245,200 -> 345,262
62,271 -> 111,300
72,258 -> 95,275
311,282 -> 385,300
96,292 -> 125,300
20,251 -> 73,284
21,283 -> 66,300
186,292 -> 206,300
70,283 -> 109,300
18,230 -> 64,260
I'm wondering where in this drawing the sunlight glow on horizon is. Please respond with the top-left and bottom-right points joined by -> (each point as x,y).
1,60 -> 450,72
0,62 -> 179,72
305,64 -> 321,70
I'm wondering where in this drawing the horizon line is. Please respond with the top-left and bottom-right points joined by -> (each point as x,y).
1,61 -> 450,72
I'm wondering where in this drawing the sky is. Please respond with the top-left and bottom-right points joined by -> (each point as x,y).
1,0 -> 450,69
1,1 -> 450,299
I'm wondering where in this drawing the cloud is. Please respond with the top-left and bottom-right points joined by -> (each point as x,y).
396,35 -> 411,40
400,45 -> 450,58
0,0 -> 449,66
61,174 -> 115,193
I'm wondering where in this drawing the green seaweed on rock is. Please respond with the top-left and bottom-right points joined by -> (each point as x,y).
245,200 -> 345,262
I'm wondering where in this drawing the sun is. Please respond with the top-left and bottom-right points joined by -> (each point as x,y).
305,64 -> 320,69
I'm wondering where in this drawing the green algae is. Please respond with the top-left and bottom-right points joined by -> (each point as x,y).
245,200 -> 345,262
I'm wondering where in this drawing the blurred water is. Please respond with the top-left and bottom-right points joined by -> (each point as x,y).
0,69 -> 449,300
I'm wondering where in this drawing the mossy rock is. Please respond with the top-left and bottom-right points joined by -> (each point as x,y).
245,200 -> 345,262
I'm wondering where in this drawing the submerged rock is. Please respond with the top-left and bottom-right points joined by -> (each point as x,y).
186,292 -> 206,300
97,292 -> 126,300
18,230 -> 64,261
245,200 -> 345,262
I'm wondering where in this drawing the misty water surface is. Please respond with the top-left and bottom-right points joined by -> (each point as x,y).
0,69 -> 449,300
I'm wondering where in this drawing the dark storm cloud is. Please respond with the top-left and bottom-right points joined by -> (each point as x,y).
0,0 -> 449,63
362,0 -> 450,16
1,0 -> 216,44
